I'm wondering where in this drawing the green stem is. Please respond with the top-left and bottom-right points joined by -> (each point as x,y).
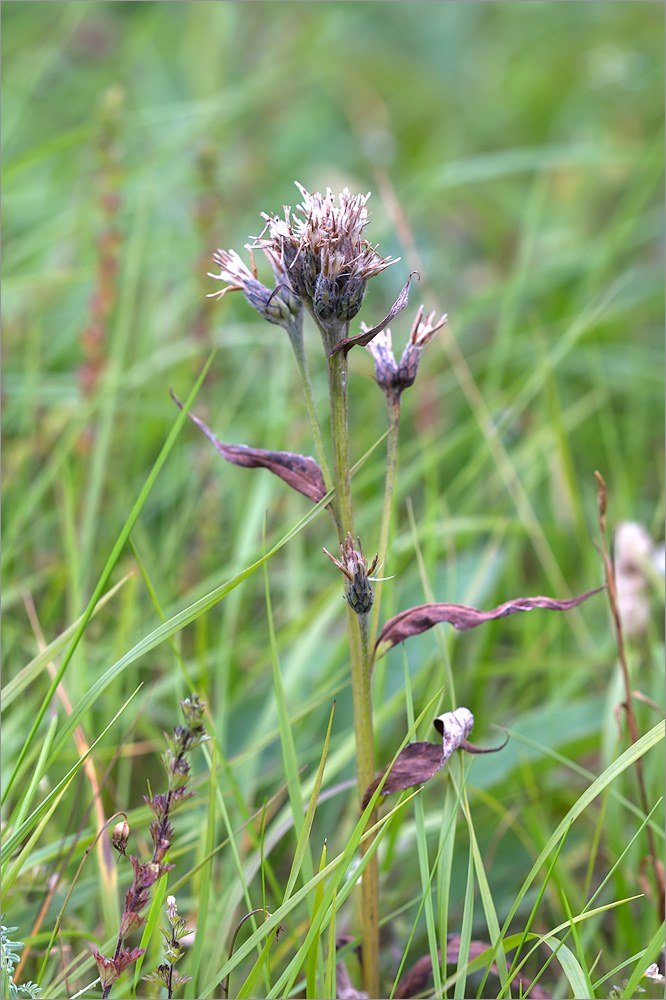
369,391 -> 401,655
325,338 -> 380,997
355,611 -> 380,997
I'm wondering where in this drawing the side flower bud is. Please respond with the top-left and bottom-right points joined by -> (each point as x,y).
111,818 -> 130,856
207,248 -> 302,330
366,306 -> 447,404
323,533 -> 379,616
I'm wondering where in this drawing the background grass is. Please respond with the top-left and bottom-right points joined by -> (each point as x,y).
2,3 -> 664,998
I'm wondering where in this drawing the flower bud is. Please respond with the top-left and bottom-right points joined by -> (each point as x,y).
323,533 -> 379,616
111,818 -> 130,856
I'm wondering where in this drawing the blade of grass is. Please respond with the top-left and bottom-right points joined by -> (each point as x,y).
263,529 -> 311,886
190,738 -> 217,996
454,838 -> 475,1000
1,573 -> 133,710
404,651 -> 443,998
306,841 -> 327,999
8,714 -> 58,832
1,685 -> 142,879
324,888 -> 337,1000
559,888 -> 595,1000
475,721 -> 665,980
2,352 -> 216,804
437,780 -> 457,998
205,689 -> 443,999
282,704 -> 335,904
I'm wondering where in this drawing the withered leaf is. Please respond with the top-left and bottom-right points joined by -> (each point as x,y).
171,389 -> 327,504
394,936 -> 551,999
362,742 -> 442,809
362,708 -> 506,808
375,588 -> 604,659
329,271 -> 419,357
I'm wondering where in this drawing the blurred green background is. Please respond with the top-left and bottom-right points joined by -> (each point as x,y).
2,2 -> 664,995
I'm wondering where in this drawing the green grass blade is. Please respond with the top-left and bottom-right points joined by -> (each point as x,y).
2,353 -> 216,804
454,838 -> 475,1000
306,841 -> 327,998
1,574 -> 132,710
283,703 -> 335,904
1,685 -> 142,872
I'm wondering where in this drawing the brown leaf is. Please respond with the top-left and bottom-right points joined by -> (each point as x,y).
361,708 -> 504,808
362,741 -> 442,809
375,588 -> 604,658
329,271 -> 419,356
394,935 -> 551,999
171,389 -> 327,504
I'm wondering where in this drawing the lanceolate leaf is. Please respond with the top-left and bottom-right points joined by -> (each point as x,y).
329,271 -> 419,357
375,588 -> 604,659
171,390 -> 327,504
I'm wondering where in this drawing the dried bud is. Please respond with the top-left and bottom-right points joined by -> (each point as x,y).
323,533 -> 379,615
111,818 -> 130,856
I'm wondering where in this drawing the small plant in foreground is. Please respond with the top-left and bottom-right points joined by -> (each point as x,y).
171,182 -> 606,998
92,696 -> 208,999
1,922 -> 41,1000
142,895 -> 193,999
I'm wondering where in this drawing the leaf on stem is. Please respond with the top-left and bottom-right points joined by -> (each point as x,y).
361,708 -> 507,808
374,588 -> 604,659
329,271 -> 419,357
170,390 -> 327,504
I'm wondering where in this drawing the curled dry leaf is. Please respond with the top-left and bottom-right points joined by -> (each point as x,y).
374,588 -> 604,660
171,389 -> 327,504
393,935 -> 551,999
361,708 -> 506,808
329,271 -> 419,357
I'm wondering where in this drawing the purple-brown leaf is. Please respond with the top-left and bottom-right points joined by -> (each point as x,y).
361,708 -> 505,808
329,271 -> 419,357
171,389 -> 327,504
375,588 -> 604,659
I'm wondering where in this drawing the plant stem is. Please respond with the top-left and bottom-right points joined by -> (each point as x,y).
326,346 -> 355,539
369,391 -> 401,656
355,611 -> 380,996
326,341 -> 380,997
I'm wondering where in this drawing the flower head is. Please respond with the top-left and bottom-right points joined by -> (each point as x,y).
207,248 -> 302,331
252,183 -> 399,332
